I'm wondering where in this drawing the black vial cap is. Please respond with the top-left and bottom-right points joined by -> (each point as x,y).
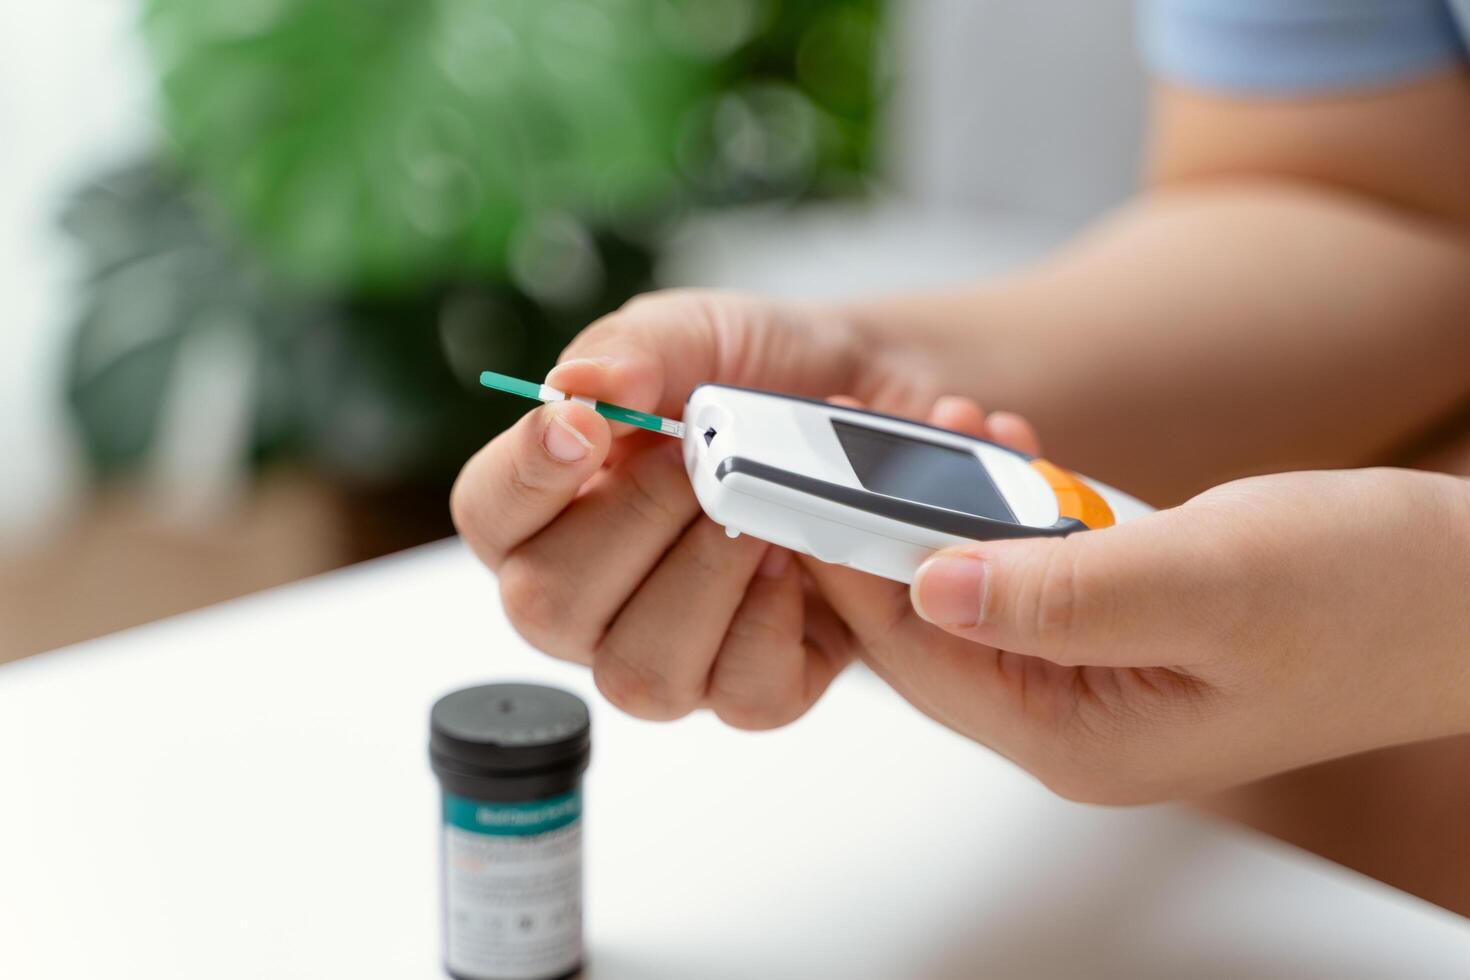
430,684 -> 591,801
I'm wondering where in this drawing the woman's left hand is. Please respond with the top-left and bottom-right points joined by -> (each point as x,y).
804,465 -> 1470,803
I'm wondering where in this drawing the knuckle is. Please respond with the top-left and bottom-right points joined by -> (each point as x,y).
866,588 -> 917,645
724,611 -> 790,650
681,517 -> 757,580
626,288 -> 739,339
707,622 -> 808,731
505,448 -> 552,505
564,316 -> 624,356
624,287 -> 703,312
707,667 -> 802,733
600,289 -> 690,331
712,694 -> 803,732
497,557 -> 560,645
593,646 -> 698,722
619,289 -> 668,313
615,459 -> 685,528
1020,543 -> 1088,661
448,469 -> 484,544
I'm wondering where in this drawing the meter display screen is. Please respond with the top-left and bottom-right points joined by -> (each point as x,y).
832,420 -> 1017,522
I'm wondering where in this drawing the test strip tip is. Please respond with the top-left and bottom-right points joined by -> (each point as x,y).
480,371 -> 544,401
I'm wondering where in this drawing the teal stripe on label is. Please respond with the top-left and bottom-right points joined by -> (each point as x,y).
444,790 -> 581,836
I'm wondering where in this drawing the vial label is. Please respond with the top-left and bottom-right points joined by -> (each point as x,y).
442,790 -> 582,980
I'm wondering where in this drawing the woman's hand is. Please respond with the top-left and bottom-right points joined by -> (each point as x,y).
451,288 -> 1032,729
803,467 -> 1470,802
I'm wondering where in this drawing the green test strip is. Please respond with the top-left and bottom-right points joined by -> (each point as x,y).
480,371 -> 688,439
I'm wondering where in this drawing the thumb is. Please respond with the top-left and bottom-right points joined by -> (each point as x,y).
909,509 -> 1225,668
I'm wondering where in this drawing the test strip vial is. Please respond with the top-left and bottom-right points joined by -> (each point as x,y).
429,684 -> 591,980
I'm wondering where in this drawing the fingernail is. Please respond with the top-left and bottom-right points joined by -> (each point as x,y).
912,555 -> 987,627
548,356 -> 617,383
544,407 -> 593,462
757,546 -> 792,579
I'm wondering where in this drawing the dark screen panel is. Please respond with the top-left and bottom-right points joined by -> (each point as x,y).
832,420 -> 1016,522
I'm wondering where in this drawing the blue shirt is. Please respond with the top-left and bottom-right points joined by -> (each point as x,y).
1143,0 -> 1470,94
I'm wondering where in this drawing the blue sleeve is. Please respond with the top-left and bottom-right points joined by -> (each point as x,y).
1141,0 -> 1470,94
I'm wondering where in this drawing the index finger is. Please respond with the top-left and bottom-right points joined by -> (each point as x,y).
547,289 -> 860,431
546,292 -> 719,429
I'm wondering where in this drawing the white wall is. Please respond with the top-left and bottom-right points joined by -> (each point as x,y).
889,0 -> 1146,224
0,1 -> 155,540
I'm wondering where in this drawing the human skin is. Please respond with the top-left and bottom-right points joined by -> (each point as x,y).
897,465 -> 1470,803
453,364 -> 1039,731
451,69 -> 1470,902
843,71 -> 1470,506
1193,422 -> 1470,916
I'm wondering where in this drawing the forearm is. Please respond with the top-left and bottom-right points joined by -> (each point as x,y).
845,183 -> 1470,503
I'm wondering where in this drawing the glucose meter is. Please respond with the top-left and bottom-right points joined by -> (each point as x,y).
683,385 -> 1152,583
478,372 -> 1153,585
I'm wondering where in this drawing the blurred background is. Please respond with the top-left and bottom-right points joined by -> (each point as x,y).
0,0 -> 1144,662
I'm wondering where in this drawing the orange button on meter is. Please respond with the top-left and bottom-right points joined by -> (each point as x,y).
1029,459 -> 1116,530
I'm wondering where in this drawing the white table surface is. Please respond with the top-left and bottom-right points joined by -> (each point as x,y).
2,540 -> 1468,979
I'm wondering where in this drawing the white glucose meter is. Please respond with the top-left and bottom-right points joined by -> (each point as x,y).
683,385 -> 1153,584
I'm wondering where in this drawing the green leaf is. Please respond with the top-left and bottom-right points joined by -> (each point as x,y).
144,0 -> 712,291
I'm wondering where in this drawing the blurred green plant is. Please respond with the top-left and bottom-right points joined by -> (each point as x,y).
145,0 -> 711,290
64,0 -> 882,527
63,161 -> 653,489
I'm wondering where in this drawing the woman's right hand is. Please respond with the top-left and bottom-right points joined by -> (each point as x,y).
450,288 -> 1012,729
